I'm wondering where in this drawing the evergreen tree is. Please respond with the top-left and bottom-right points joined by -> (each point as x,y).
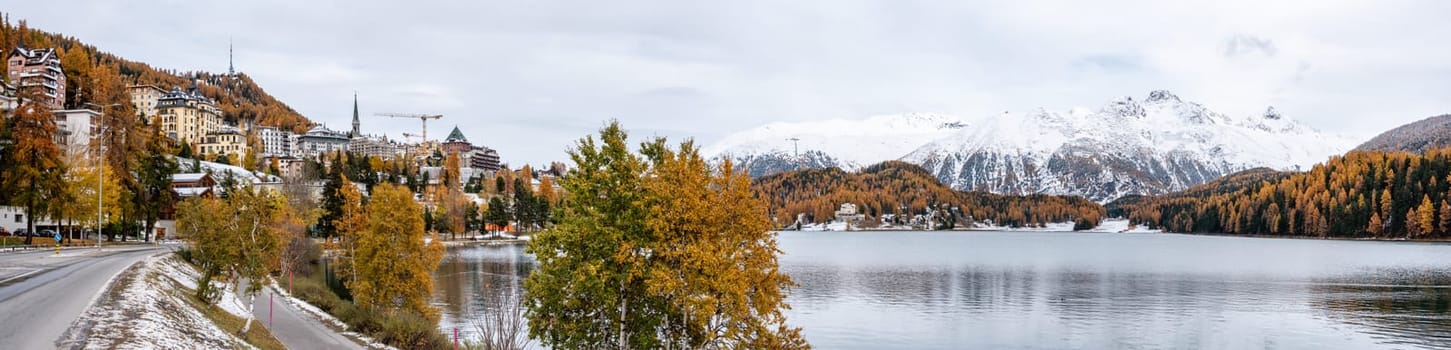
316,159 -> 345,238
485,196 -> 511,235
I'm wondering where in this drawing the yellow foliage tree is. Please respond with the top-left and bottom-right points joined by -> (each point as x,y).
350,183 -> 445,321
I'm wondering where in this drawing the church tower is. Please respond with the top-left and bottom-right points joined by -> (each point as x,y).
351,92 -> 361,138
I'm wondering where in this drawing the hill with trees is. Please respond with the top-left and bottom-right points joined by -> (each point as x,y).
1354,114 -> 1451,155
1119,149 -> 1451,239
0,14 -> 312,132
752,161 -> 1106,229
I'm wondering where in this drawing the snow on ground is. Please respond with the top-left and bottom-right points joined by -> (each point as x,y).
266,279 -> 396,349
1081,218 -> 1163,233
968,221 -> 1078,232
60,254 -> 253,349
799,222 -> 849,231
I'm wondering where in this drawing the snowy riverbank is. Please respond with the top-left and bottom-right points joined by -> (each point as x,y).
794,218 -> 1161,233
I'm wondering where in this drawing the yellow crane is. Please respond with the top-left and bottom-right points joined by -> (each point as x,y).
375,113 -> 443,144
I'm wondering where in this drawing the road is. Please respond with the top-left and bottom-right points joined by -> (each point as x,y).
0,245 -> 165,350
248,279 -> 366,350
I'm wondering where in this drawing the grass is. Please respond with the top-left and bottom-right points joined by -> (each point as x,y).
169,255 -> 287,350
290,265 -> 451,350
0,236 -> 102,247
178,284 -> 288,350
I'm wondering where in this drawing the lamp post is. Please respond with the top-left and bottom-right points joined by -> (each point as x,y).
86,102 -> 120,250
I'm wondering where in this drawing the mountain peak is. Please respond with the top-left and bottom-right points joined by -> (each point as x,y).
1146,90 -> 1181,103
1263,106 -> 1282,120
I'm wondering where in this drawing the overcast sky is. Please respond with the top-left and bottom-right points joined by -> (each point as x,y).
9,1 -> 1450,165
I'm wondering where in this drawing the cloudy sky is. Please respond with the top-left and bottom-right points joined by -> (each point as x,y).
9,1 -> 1450,165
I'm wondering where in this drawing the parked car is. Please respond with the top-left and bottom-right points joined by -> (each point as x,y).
0,227 -> 8,236
13,228 -> 28,237
39,229 -> 57,239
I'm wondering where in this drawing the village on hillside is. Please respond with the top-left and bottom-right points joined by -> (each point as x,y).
0,38 -> 547,241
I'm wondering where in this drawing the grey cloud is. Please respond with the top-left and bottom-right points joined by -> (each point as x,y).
1224,34 -> 1278,58
5,1 -> 1451,165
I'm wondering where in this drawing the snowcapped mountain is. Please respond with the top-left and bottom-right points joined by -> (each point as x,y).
703,113 -> 968,177
708,91 -> 1356,202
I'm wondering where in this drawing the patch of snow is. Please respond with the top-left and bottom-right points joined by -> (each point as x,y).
62,255 -> 254,349
968,221 -> 1078,232
705,112 -> 968,170
1081,219 -> 1163,233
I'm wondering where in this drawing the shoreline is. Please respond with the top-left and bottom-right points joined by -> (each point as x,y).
776,227 -> 1451,243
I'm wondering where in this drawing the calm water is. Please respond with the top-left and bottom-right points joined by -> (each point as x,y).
432,232 -> 1451,349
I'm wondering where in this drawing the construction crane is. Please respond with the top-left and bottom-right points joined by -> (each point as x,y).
401,132 -> 422,142
375,113 -> 443,144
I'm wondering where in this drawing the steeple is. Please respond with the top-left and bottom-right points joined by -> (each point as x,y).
351,92 -> 361,138
228,38 -> 235,76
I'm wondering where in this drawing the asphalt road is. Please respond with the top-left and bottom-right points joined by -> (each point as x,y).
249,281 -> 366,350
0,245 -> 165,349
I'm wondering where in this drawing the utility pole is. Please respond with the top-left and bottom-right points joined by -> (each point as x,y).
86,102 -> 120,249
786,137 -> 801,158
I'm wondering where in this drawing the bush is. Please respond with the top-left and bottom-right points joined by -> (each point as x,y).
292,262 -> 449,349
378,310 -> 451,350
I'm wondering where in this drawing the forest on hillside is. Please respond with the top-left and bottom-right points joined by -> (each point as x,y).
752,161 -> 1106,229
1119,149 -> 1451,239
0,14 -> 311,132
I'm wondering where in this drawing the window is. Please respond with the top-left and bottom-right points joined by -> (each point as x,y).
15,214 -> 21,223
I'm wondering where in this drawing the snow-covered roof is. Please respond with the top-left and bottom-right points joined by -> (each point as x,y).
176,157 -> 281,185
175,187 -> 211,198
172,173 -> 208,183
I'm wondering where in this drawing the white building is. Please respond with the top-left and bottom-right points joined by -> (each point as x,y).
256,126 -> 297,158
52,109 -> 101,157
296,125 -> 349,159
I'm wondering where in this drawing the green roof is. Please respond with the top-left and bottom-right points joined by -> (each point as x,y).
445,126 -> 468,143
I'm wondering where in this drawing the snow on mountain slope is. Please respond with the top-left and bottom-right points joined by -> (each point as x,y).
708,90 -> 1356,202
704,113 -> 968,177
903,91 -> 1354,201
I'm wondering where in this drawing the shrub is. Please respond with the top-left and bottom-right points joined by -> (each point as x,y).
378,310 -> 450,350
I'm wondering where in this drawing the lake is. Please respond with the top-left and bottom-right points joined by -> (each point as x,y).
431,231 -> 1451,349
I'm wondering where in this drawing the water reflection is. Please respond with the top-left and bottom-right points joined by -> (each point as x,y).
434,232 -> 1451,349
431,244 -> 534,341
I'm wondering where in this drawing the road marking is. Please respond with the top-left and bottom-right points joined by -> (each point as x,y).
0,268 -> 43,285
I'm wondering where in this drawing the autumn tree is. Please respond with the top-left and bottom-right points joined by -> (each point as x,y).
176,187 -> 288,334
350,183 -> 445,321
1,89 -> 67,245
332,174 -> 367,284
523,121 -> 807,349
637,138 -> 808,348
60,159 -> 122,242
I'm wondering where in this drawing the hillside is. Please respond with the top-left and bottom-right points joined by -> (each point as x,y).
752,161 -> 1105,229
712,91 -> 1354,202
1354,114 -> 1451,154
0,14 -> 311,132
1123,149 -> 1451,239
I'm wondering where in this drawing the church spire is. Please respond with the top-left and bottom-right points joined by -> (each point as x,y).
351,92 -> 361,138
228,38 -> 235,76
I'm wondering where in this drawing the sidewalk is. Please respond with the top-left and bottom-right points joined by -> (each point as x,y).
248,280 -> 366,350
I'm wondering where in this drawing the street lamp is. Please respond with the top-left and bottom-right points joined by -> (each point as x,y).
85,102 -> 120,250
